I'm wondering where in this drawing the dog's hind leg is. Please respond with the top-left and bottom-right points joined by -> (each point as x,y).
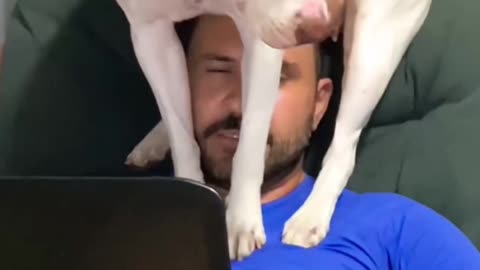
225,17 -> 285,260
129,19 -> 203,182
125,121 -> 170,168
282,0 -> 432,248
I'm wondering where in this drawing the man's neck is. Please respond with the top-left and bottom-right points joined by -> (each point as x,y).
261,162 -> 305,204
205,159 -> 306,204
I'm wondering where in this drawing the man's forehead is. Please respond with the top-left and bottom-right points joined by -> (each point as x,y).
188,14 -> 318,69
196,14 -> 238,33
189,15 -> 242,55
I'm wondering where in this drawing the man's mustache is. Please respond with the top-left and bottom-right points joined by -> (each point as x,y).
203,115 -> 241,138
203,115 -> 273,144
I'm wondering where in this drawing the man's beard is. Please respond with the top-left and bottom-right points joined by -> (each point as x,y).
199,114 -> 312,191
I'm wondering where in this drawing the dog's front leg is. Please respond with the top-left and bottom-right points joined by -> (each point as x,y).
282,0 -> 432,248
129,19 -> 203,181
226,20 -> 284,260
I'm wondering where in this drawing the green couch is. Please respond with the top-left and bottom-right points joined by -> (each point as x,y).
1,0 -> 479,249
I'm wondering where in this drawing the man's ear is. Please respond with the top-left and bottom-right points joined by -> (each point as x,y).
312,78 -> 333,131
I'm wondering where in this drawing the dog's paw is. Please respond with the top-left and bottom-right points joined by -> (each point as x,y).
281,198 -> 335,248
226,195 -> 266,261
125,144 -> 169,168
125,122 -> 170,168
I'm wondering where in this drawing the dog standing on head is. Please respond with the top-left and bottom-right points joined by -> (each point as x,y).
117,0 -> 432,261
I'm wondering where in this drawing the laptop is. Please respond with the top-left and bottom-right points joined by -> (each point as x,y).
0,176 -> 231,270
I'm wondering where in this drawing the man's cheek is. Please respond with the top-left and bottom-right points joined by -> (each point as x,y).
192,110 -> 206,140
272,92 -> 298,121
270,106 -> 295,137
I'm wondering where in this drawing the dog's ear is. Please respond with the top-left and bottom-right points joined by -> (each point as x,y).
295,0 -> 346,45
243,0 -> 344,49
297,0 -> 332,25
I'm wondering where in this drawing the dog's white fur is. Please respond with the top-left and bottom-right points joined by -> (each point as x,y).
117,0 -> 432,261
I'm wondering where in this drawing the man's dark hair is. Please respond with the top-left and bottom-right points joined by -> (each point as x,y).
174,17 -> 337,80
174,17 -> 343,176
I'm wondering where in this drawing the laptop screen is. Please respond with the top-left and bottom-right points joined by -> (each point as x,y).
0,177 -> 230,270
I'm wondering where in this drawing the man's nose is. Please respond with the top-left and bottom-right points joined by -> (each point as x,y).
224,85 -> 242,118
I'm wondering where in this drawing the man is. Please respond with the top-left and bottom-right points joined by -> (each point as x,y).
184,14 -> 480,269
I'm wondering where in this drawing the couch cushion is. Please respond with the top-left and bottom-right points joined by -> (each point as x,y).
0,0 -> 162,176
305,0 -> 480,249
343,0 -> 480,247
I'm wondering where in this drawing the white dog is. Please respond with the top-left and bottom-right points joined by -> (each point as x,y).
117,0 -> 432,261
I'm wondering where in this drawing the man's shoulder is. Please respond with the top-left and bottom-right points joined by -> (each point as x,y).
338,189 -> 420,215
336,189 -> 449,234
300,176 -> 453,233
296,176 -> 440,224
337,191 -> 480,268
338,189 -> 468,243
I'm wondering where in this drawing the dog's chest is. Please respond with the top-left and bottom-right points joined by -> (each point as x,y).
118,0 -> 246,23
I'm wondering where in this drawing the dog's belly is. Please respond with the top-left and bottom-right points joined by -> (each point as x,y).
117,0 -> 241,24
117,0 -> 202,24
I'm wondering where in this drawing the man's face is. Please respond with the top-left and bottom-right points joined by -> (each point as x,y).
187,15 -> 332,188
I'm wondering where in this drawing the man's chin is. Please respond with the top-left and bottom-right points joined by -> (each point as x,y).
211,133 -> 238,155
201,157 -> 232,189
205,182 -> 229,200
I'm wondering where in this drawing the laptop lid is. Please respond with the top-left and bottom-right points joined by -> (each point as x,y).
0,176 -> 230,270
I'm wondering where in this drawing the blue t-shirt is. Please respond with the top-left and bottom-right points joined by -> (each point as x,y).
232,176 -> 480,270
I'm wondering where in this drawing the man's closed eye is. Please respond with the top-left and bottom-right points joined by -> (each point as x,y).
207,67 -> 232,73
